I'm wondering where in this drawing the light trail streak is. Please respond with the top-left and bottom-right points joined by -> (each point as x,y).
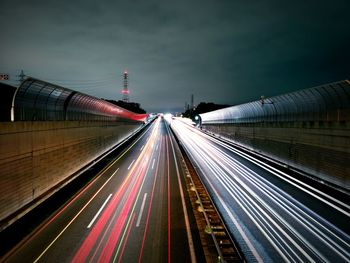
185,127 -> 350,259
171,119 -> 350,262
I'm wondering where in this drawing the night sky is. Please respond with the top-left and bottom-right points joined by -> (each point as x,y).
1,0 -> 349,113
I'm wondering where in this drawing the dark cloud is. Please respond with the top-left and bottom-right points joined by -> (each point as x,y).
1,0 -> 349,113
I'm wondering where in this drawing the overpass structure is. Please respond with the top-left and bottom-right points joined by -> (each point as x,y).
199,80 -> 350,190
0,78 -> 148,230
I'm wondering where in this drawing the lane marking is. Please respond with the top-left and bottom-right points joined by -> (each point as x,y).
151,158 -> 155,170
140,144 -> 144,151
136,193 -> 148,227
128,159 -> 135,170
87,194 -> 112,229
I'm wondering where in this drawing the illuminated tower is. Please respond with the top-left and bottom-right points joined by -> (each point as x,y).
121,70 -> 129,102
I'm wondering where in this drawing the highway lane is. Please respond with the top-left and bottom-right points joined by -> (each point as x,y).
170,117 -> 350,263
2,117 -> 198,263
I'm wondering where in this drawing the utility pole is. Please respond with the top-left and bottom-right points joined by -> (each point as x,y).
17,70 -> 26,83
191,94 -> 194,110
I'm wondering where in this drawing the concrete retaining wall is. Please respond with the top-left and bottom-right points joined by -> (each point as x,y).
0,121 -> 142,229
202,122 -> 350,190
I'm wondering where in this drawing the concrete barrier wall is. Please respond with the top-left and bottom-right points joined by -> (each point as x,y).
202,122 -> 350,190
0,121 -> 142,228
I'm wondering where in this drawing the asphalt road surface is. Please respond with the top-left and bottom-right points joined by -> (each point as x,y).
2,117 -> 200,263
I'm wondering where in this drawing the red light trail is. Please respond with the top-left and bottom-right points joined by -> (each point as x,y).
71,120 -> 161,263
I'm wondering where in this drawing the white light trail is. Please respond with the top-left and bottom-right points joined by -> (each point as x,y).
171,119 -> 350,263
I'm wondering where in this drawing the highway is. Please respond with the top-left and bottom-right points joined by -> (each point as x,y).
2,117 -> 199,263
170,117 -> 350,263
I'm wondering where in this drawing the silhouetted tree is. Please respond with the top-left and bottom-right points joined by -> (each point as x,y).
183,102 -> 231,119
